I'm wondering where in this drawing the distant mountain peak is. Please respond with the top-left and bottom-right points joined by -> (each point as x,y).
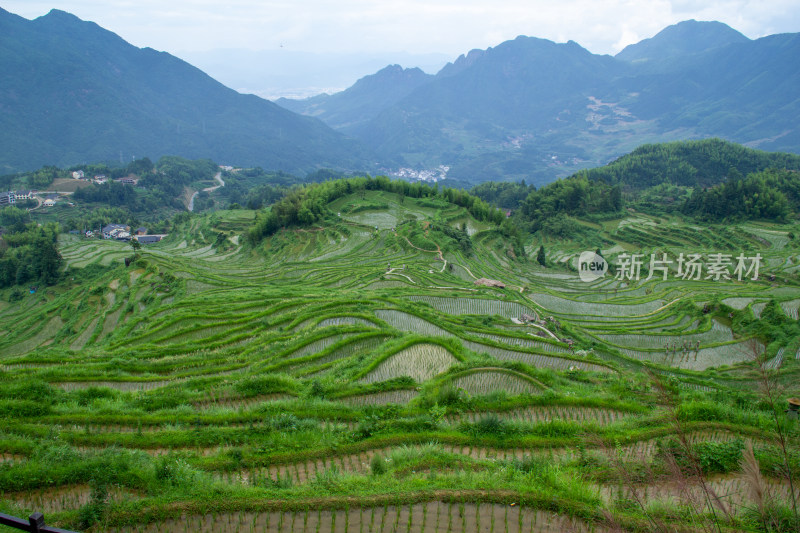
616,19 -> 749,63
275,62 -> 433,133
373,64 -> 426,77
39,8 -> 84,23
350,64 -> 431,89
438,48 -> 488,77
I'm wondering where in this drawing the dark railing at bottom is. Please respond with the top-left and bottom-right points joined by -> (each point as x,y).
0,512 -> 77,533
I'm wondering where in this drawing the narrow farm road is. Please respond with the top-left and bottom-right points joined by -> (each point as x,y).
203,172 -> 224,193
189,172 -> 225,212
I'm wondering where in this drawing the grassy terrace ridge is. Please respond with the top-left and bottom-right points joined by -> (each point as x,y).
1,189 -> 799,532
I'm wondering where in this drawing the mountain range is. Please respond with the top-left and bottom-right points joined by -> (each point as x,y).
1,10 -> 798,185
279,20 -> 800,184
0,8 -> 372,175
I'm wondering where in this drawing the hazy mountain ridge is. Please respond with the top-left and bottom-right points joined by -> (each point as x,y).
615,19 -> 750,63
3,10 -> 799,185
276,65 -> 434,133
279,20 -> 799,184
0,8 -> 373,174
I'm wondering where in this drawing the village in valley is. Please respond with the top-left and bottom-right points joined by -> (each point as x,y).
0,170 -> 166,244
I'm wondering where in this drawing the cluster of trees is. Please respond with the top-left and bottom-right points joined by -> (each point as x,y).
58,207 -> 168,235
440,186 -> 506,224
0,166 -> 63,192
72,156 -> 217,215
248,176 -> 505,244
517,176 -> 622,232
218,168 -> 314,210
0,207 -> 62,288
428,222 -> 472,254
74,180 -> 137,207
574,138 -> 800,190
493,141 -> 800,234
470,181 -> 532,209
682,169 -> 799,222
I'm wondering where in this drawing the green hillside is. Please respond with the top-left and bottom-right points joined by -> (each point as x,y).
0,181 -> 799,531
507,140 -> 800,233
574,138 -> 800,189
0,9 -> 372,174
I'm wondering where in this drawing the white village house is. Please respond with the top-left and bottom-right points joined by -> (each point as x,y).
0,192 -> 15,206
102,224 -> 131,240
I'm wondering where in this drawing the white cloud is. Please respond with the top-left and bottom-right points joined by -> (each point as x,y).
3,0 -> 798,57
613,27 -> 642,53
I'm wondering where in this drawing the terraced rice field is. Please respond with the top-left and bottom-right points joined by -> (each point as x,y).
406,296 -> 534,317
448,369 -> 542,396
361,343 -> 457,384
450,404 -> 635,426
108,503 -> 608,533
1,200 -> 798,532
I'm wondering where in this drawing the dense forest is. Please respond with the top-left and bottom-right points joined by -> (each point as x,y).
682,169 -> 800,222
0,207 -> 62,289
573,138 -> 800,190
510,168 -> 800,234
466,140 -> 800,235
469,181 -> 532,209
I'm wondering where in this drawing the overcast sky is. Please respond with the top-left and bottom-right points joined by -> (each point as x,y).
4,0 -> 799,57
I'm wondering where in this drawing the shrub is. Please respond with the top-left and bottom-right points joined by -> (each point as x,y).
313,466 -> 342,490
742,503 -> 800,532
4,380 -> 58,402
389,415 -> 438,433
78,479 -> 110,529
694,439 -> 744,474
75,386 -> 117,406
509,454 -> 548,475
8,288 -> 23,302
370,454 -> 387,476
468,414 -> 508,437
154,457 -> 194,487
134,388 -> 192,411
236,375 -> 295,397
437,385 -> 465,406
308,380 -> 326,398
0,399 -> 51,417
354,414 -> 381,439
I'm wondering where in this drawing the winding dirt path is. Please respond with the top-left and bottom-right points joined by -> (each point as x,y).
203,172 -> 225,193
188,172 -> 224,212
